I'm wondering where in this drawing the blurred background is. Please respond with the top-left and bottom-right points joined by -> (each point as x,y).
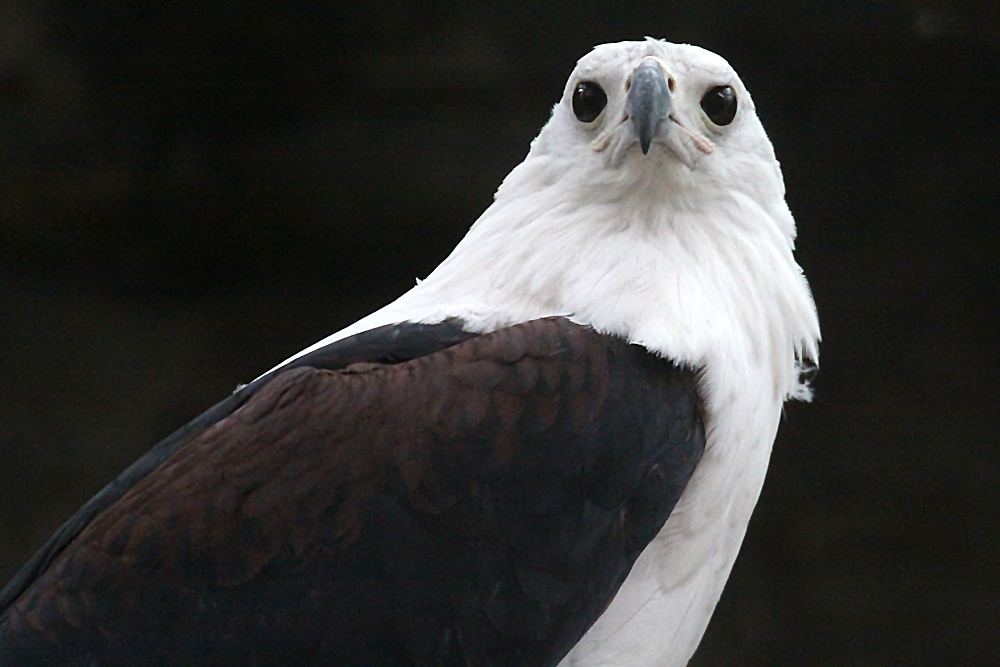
1,1 -> 997,664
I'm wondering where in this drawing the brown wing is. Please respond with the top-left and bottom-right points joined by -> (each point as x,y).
0,317 -> 704,667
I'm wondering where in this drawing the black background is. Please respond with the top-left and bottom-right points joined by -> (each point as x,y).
1,1 -> 998,664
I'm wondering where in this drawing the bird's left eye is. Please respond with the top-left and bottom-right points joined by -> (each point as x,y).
700,85 -> 737,126
572,81 -> 607,123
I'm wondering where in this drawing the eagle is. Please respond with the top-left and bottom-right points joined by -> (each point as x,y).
0,39 -> 820,667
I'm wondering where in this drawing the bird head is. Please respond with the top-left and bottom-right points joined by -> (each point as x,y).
507,39 -> 789,226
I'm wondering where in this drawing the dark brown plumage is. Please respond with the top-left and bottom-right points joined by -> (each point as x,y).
0,318 -> 704,666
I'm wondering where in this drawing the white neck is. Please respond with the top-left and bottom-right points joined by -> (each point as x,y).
330,147 -> 817,401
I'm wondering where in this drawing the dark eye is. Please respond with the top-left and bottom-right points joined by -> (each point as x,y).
700,85 -> 737,126
572,81 -> 607,123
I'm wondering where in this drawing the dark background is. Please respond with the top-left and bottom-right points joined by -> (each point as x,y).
1,1 -> 997,664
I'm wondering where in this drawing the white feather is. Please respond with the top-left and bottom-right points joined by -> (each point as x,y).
267,38 -> 819,666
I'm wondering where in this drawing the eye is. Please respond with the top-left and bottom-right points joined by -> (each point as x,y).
700,85 -> 737,126
572,81 -> 607,123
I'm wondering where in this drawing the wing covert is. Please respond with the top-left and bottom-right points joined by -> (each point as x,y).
1,317 -> 705,667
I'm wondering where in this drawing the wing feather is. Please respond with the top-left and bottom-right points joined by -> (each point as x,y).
1,318 -> 704,667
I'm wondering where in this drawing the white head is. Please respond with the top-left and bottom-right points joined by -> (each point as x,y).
502,39 -> 793,236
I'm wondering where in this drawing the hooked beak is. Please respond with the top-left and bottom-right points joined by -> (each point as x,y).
626,58 -> 674,155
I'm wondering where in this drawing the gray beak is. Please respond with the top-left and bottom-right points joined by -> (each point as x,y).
626,59 -> 673,155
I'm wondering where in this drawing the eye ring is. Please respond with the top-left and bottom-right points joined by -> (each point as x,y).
572,81 -> 607,123
700,85 -> 737,126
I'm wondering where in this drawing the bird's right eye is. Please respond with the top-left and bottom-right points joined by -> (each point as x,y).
572,81 -> 607,123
